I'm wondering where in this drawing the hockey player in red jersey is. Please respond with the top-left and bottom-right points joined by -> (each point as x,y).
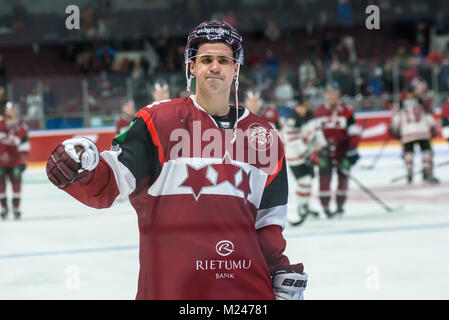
390,79 -> 439,184
245,89 -> 281,130
313,83 -> 361,217
152,81 -> 170,103
442,98 -> 449,144
284,93 -> 327,225
46,21 -> 306,300
115,100 -> 136,134
0,102 -> 29,220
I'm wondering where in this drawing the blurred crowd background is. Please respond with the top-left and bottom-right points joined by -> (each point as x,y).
0,0 -> 449,130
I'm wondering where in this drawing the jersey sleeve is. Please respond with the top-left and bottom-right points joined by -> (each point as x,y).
63,109 -> 161,209
255,147 -> 293,274
255,155 -> 288,230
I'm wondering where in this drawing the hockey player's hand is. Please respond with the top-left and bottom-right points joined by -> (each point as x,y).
312,147 -> 331,168
18,164 -> 26,173
46,137 -> 99,188
431,126 -> 437,138
343,149 -> 359,168
272,263 -> 307,300
389,126 -> 401,140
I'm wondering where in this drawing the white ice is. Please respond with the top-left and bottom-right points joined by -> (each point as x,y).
1,142 -> 448,299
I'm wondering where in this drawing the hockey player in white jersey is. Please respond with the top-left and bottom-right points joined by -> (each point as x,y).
283,93 -> 327,225
390,79 -> 439,184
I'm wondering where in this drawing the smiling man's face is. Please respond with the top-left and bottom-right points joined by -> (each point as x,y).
190,42 -> 238,96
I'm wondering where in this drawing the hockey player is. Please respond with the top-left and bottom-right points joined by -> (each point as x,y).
152,81 -> 170,102
46,21 -> 306,300
283,93 -> 327,225
390,79 -> 439,184
115,100 -> 136,134
0,102 -> 29,220
441,98 -> 449,144
245,89 -> 281,130
313,83 -> 361,217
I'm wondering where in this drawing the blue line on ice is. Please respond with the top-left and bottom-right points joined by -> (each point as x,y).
284,222 -> 449,238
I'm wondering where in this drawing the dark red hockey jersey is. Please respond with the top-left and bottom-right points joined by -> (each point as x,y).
62,96 -> 293,300
0,117 -> 29,167
313,102 -> 360,158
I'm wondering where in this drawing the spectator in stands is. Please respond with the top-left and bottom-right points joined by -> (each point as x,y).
298,59 -> 316,91
341,35 -> 357,64
130,59 -> 144,80
333,63 -> 355,96
438,54 -> 449,92
42,84 -> 56,114
116,57 -> 133,74
82,4 -> 97,38
77,46 -> 93,75
415,22 -> 429,55
263,49 -> 279,81
115,100 -> 136,134
314,58 -> 327,86
25,87 -> 43,127
411,45 -> 425,64
395,45 -> 409,69
140,56 -> 150,80
338,0 -> 354,26
12,0 -> 27,32
402,56 -> 420,85
426,50 -> 444,65
367,67 -> 384,97
382,59 -> 394,93
264,20 -> 280,41
97,19 -> 110,38
0,53 -> 7,85
0,86 -> 7,114
96,44 -> 115,72
303,80 -> 322,100
274,73 -> 294,106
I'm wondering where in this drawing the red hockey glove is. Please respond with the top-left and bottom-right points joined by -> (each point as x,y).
46,137 -> 99,189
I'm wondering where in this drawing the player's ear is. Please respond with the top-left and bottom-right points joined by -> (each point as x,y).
189,60 -> 195,77
233,63 -> 239,80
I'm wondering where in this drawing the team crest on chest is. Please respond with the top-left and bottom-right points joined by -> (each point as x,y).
247,123 -> 274,151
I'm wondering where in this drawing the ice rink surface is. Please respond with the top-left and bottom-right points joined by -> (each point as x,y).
1,142 -> 448,300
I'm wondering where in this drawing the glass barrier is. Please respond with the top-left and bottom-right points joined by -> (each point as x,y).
6,55 -> 449,131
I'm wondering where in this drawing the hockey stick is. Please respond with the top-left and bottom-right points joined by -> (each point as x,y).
390,160 -> 449,183
342,169 -> 402,213
359,138 -> 390,170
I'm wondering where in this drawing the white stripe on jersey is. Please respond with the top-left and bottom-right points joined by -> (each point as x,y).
255,204 -> 287,231
443,126 -> 449,139
100,149 -> 137,206
18,141 -> 30,152
146,156 -> 268,207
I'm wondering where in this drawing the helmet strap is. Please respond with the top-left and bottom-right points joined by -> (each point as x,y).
231,62 -> 241,144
